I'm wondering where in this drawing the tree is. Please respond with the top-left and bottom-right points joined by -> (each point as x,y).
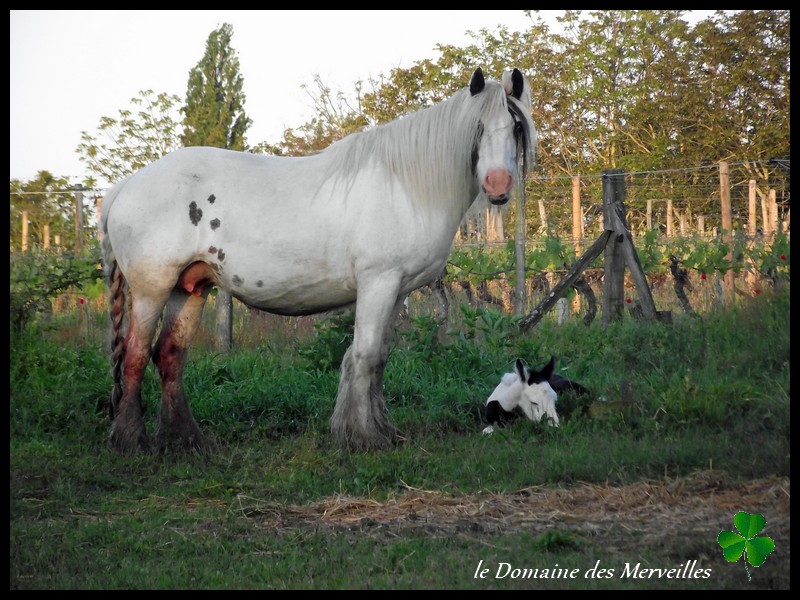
182,22 -> 251,150
254,75 -> 368,157
250,11 -> 790,239
76,89 -> 182,186
10,172 -> 80,251
182,22 -> 252,352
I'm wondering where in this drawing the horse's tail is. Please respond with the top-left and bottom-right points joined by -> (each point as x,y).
101,180 -> 129,420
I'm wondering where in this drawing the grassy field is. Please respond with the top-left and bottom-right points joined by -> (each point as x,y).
9,284 -> 790,589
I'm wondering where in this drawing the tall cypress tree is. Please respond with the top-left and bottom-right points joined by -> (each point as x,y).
182,22 -> 251,150
182,23 -> 252,352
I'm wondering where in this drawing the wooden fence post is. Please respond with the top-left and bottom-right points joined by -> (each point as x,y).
606,172 -> 658,322
21,210 -> 29,252
602,170 -> 625,323
769,189 -> 778,239
74,184 -> 84,252
96,196 -> 103,241
747,180 -> 758,287
571,176 -> 582,315
44,224 -> 50,249
666,198 -> 673,238
537,198 -> 547,233
719,161 -> 734,305
216,291 -> 233,353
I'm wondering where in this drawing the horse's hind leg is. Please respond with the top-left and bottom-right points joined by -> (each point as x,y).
111,294 -> 166,454
152,287 -> 211,453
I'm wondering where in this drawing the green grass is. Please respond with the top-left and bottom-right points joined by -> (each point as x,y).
9,287 -> 790,589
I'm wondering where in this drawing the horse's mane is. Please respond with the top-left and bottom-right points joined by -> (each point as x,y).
320,80 -> 533,215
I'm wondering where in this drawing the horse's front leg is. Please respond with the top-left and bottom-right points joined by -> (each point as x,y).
152,288 -> 213,453
331,279 -> 405,450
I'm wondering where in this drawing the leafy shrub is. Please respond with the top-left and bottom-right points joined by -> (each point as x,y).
297,310 -> 355,372
9,245 -> 103,332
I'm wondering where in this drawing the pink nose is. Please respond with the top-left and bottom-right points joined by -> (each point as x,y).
483,168 -> 513,199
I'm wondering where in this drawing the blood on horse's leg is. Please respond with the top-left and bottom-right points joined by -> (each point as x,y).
111,299 -> 163,454
152,285 -> 212,453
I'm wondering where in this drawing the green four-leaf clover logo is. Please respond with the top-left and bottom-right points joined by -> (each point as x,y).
718,512 -> 775,581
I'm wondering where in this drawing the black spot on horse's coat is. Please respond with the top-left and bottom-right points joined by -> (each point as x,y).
217,249 -> 225,261
256,280 -> 263,288
208,246 -> 217,254
207,194 -> 216,204
189,202 -> 203,226
232,275 -> 243,286
210,218 -> 221,230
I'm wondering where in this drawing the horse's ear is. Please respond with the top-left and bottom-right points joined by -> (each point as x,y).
510,68 -> 524,100
515,358 -> 526,380
541,356 -> 556,380
470,68 -> 485,96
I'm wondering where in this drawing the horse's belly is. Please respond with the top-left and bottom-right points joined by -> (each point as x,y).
221,267 -> 357,316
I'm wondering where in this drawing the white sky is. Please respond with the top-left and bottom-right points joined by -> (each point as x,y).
10,10 -> 539,187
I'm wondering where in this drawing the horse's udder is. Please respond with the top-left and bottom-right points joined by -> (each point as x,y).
177,261 -> 215,297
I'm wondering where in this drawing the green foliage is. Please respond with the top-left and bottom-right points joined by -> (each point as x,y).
527,236 -> 577,272
259,10 -> 789,231
9,245 -> 103,332
638,230 -> 667,273
9,283 -> 790,589
182,23 -> 251,150
297,311 -> 355,372
669,236 -> 733,274
10,172 -> 83,251
748,231 -> 790,284
454,305 -> 520,349
254,75 -> 369,157
446,237 -> 585,290
446,245 -> 510,284
76,89 -> 182,185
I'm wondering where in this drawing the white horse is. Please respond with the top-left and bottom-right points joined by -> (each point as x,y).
101,67 -> 536,453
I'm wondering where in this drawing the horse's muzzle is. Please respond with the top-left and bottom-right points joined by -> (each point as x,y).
483,168 -> 513,205
487,194 -> 510,206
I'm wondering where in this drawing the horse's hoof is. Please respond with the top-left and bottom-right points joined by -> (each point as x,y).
155,425 -> 215,455
110,428 -> 151,455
